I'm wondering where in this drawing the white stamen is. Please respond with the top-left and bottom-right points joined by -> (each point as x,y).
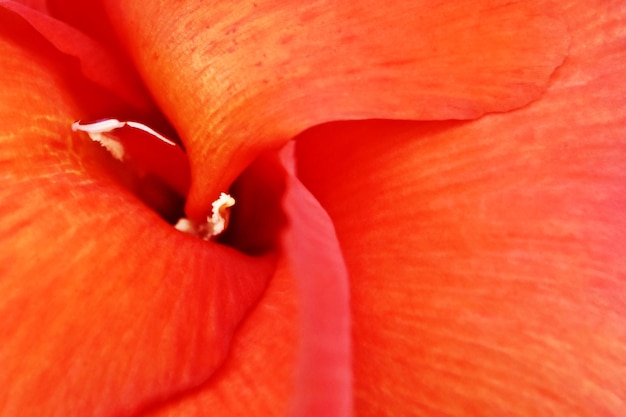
174,193 -> 236,240
72,119 -> 177,146
72,118 -> 182,163
72,119 -> 126,160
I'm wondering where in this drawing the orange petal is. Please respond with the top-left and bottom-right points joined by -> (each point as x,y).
0,18 -> 273,416
101,0 -> 569,219
295,0 -> 626,414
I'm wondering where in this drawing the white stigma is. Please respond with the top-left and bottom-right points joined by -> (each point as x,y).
209,192 -> 236,235
174,193 -> 236,240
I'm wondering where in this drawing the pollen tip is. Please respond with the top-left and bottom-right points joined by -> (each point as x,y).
174,218 -> 197,234
214,192 -> 236,209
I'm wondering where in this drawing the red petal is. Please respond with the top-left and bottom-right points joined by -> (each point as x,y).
295,0 -> 626,414
101,0 -> 569,219
0,22 -> 273,416
0,0 -> 154,112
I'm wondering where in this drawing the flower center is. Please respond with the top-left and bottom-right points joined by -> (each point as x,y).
72,118 -> 286,253
72,118 -> 233,239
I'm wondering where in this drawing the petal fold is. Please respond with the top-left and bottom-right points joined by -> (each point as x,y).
137,257 -> 300,417
280,143 -> 352,417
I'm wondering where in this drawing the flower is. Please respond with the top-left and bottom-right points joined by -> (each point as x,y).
1,1 -> 625,416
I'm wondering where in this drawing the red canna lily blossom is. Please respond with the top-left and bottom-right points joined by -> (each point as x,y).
1,0 -> 625,416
